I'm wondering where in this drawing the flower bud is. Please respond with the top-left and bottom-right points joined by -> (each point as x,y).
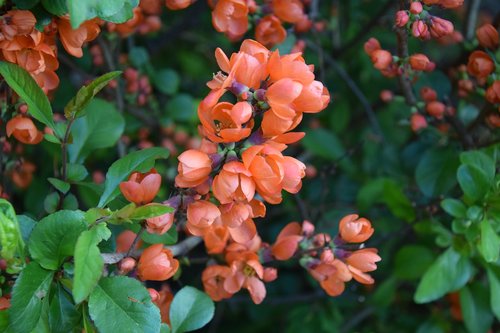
486,81 -> 500,104
137,244 -> 179,281
409,54 -> 432,71
420,87 -> 437,102
119,257 -> 136,274
412,20 -> 429,39
6,116 -> 43,145
148,288 -> 160,302
175,149 -> 212,188
467,50 -> 495,79
426,101 -> 446,118
119,169 -> 161,205
339,214 -> 374,243
263,267 -> 278,282
476,24 -> 499,49
363,38 -> 381,56
430,17 -> 454,38
410,2 -> 423,14
395,11 -> 409,27
411,113 -> 428,132
370,50 -> 393,70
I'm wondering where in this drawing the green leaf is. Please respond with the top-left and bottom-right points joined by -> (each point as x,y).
28,210 -> 86,270
160,323 -> 172,333
8,262 -> 54,333
460,150 -> 495,183
486,266 -> 500,321
73,224 -> 110,303
165,94 -> 197,122
129,47 -> 150,69
394,245 -> 434,280
98,147 -> 169,207
302,128 -> 344,161
153,69 -> 180,95
0,199 -> 24,262
130,204 -> 174,220
169,286 -> 215,333
41,0 -> 67,15
441,198 -> 467,218
67,164 -> 89,182
12,0 -> 39,9
457,164 -> 490,201
88,276 -> 161,333
479,219 -> 500,262
0,62 -> 57,136
68,98 -> 125,163
414,247 -> 474,303
49,283 -> 81,333
47,178 -> 71,194
65,71 -> 121,120
67,0 -> 139,28
415,148 -> 459,198
459,284 -> 493,333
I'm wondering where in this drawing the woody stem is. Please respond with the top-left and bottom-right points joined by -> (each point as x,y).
126,226 -> 145,258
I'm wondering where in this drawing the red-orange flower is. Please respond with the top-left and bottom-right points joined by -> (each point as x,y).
202,265 -> 234,301
212,161 -> 255,204
165,0 -> 192,10
212,0 -> 249,41
224,251 -> 267,304
119,168 -> 161,205
145,210 -> 175,235
57,17 -> 100,58
486,81 -> 500,104
255,15 -> 286,47
137,244 -> 179,281
175,149 -> 212,188
272,0 -> 307,24
198,101 -> 253,143
271,222 -> 303,260
346,248 -> 381,284
409,54 -> 433,71
371,50 -> 393,70
153,285 -> 174,325
467,50 -> 495,79
339,214 -> 374,243
186,200 -> 221,236
6,115 -> 43,145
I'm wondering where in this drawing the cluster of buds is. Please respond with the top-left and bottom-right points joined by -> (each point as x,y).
107,0 -> 164,37
395,0 -> 461,40
364,38 -> 435,77
123,67 -> 153,106
409,86 -> 456,133
0,10 -> 100,94
209,0 -> 313,47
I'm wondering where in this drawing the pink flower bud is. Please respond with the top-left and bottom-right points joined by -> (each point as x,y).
410,2 -> 423,14
119,257 -> 136,274
395,11 -> 409,27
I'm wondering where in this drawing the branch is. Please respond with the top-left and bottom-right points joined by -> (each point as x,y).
101,236 -> 202,264
464,0 -> 482,41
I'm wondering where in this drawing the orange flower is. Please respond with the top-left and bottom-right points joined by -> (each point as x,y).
145,210 -> 175,235
198,101 -> 253,143
212,0 -> 249,41
319,260 -> 352,296
271,222 -> 303,260
224,251 -> 267,304
0,296 -> 10,310
203,223 -> 230,254
346,248 -> 381,284
255,15 -> 286,47
10,161 -> 35,189
0,10 -> 36,40
339,214 -> 374,243
119,168 -> 161,205
57,17 -> 100,58
140,0 -> 163,15
186,200 -> 221,236
175,149 -> 212,188
212,161 -> 255,204
6,115 -> 43,145
202,265 -> 234,301
165,0 -> 192,10
272,0 -> 307,24
476,24 -> 499,49
137,244 -> 179,281
486,81 -> 500,104
467,51 -> 495,79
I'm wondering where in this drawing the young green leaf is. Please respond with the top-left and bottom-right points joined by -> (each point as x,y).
88,276 -> 161,333
98,147 -> 169,207
47,178 -> 71,194
486,266 -> 500,321
0,61 -> 57,136
457,164 -> 490,202
48,283 -> 81,333
479,219 -> 500,263
414,247 -> 474,303
169,286 -> 215,333
0,199 -> 24,262
129,204 -> 174,220
459,284 -> 494,333
64,71 -> 121,120
73,224 -> 110,303
8,262 -> 54,333
441,198 -> 467,218
28,210 -> 87,270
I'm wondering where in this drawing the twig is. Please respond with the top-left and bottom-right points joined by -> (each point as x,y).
126,226 -> 145,258
464,0 -> 482,41
306,41 -> 386,142
101,236 -> 202,264
340,307 -> 375,333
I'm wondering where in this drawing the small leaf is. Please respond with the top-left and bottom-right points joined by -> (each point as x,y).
479,219 -> 500,263
0,61 -> 57,136
41,0 -> 67,15
415,148 -> 459,198
88,276 -> 160,333
73,224 -> 110,303
486,266 -> 500,321
457,164 -> 490,201
394,245 -> 434,280
67,164 -> 89,182
130,204 -> 174,220
68,98 -> 125,163
28,210 -> 86,270
414,247 -> 474,303
441,198 -> 467,218
47,178 -> 71,194
64,71 -> 121,120
459,284 -> 494,333
153,69 -> 180,95
98,147 -> 169,207
141,227 -> 178,245
169,286 -> 215,333
8,262 -> 54,333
